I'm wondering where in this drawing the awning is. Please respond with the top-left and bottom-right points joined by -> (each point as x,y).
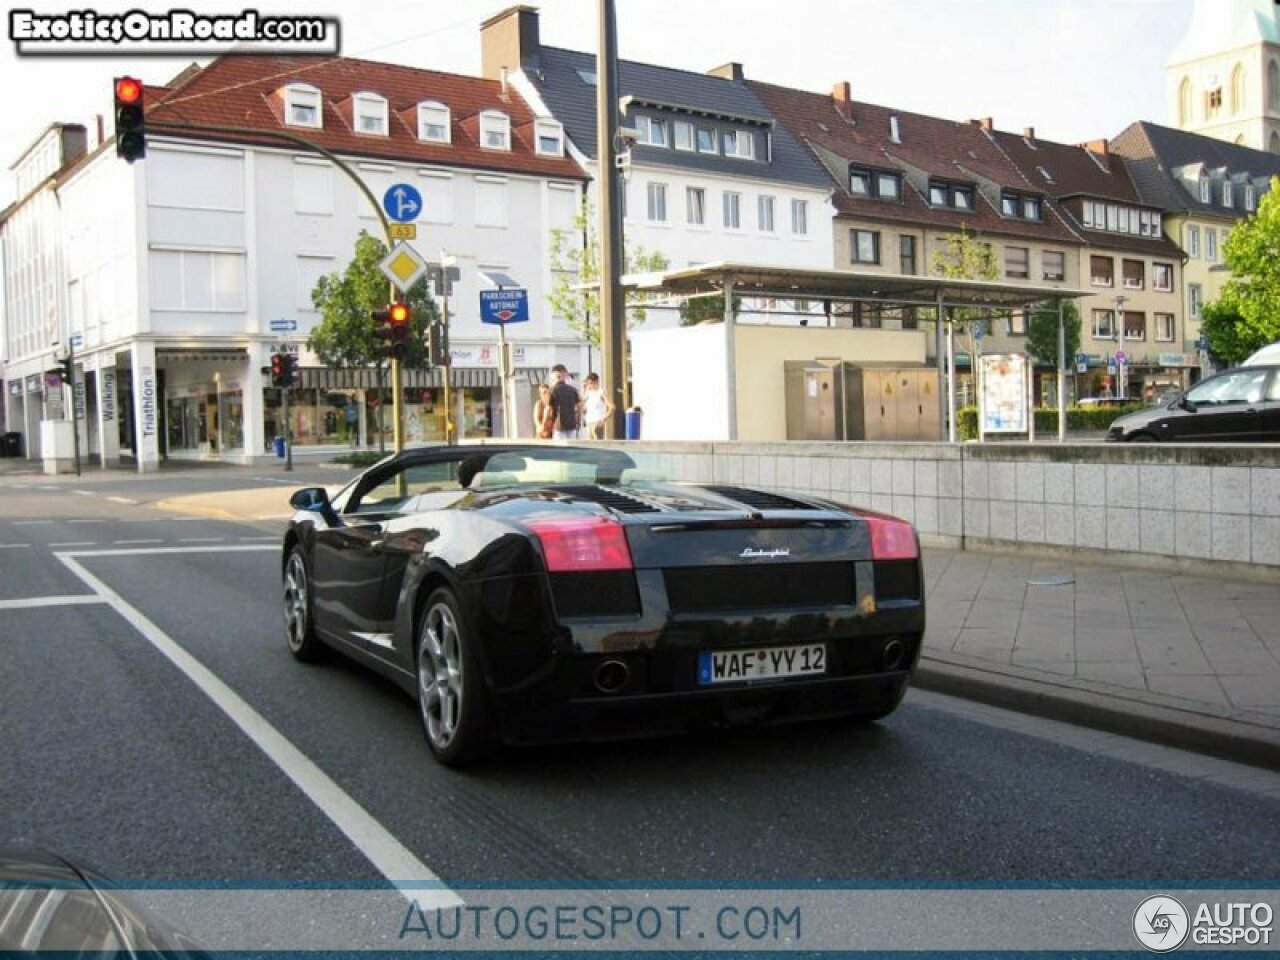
296,367 -> 547,390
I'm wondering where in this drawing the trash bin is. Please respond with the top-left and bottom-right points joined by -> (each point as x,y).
273,435 -> 286,458
2,432 -> 22,458
624,407 -> 643,440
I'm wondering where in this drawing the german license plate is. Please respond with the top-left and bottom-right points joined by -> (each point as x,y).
697,643 -> 827,685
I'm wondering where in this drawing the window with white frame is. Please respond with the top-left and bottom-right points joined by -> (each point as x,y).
1004,246 -> 1029,280
149,249 -> 247,312
284,84 -> 322,128
686,186 -> 706,226
673,121 -> 694,151
1185,224 -> 1200,257
1155,312 -> 1175,342
1153,262 -> 1173,291
878,172 -> 901,200
757,194 -> 775,232
535,118 -> 564,156
636,115 -> 668,147
1005,311 -> 1028,336
1199,178 -> 1210,202
417,101 -> 451,143
150,148 -> 244,211
1246,183 -> 1256,209
353,92 -> 388,135
791,198 -> 809,236
696,127 -> 718,154
723,191 -> 741,229
722,130 -> 754,159
1223,181 -> 1233,207
646,182 -> 668,222
475,177 -> 508,227
1123,311 -> 1146,340
479,110 -> 510,150
1206,228 -> 1218,262
1189,282 -> 1203,320
293,159 -> 332,215
1090,255 -> 1114,286
1092,309 -> 1116,339
418,171 -> 453,224
1122,259 -> 1144,289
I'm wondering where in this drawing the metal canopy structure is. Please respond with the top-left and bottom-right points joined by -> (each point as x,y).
621,261 -> 1090,310
620,261 -> 1093,443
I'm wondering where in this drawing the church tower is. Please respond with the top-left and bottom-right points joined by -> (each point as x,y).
1166,0 -> 1280,152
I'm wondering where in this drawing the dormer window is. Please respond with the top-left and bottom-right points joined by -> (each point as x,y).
953,186 -> 973,210
1001,191 -> 1042,220
480,110 -> 510,150
417,101 -> 450,143
1198,177 -> 1210,202
851,167 -> 901,201
1246,183 -> 1256,210
535,118 -> 563,156
284,83 -> 322,129
722,130 -> 754,159
635,116 -> 668,147
696,127 -> 718,154
1223,181 -> 1233,207
353,92 -> 388,136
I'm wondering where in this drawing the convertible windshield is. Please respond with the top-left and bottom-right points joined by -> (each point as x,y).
474,448 -> 642,486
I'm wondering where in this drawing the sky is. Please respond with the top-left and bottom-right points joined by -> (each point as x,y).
0,0 -> 1198,207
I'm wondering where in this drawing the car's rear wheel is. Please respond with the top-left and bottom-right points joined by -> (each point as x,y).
283,547 -> 324,662
417,588 -> 495,766
1126,431 -> 1158,443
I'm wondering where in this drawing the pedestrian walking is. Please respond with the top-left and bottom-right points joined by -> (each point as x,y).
581,373 -> 614,440
546,364 -> 581,440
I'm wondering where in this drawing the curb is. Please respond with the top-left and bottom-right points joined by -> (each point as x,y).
914,656 -> 1280,773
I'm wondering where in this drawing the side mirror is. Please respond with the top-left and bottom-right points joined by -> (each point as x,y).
290,487 -> 331,511
1177,396 -> 1197,413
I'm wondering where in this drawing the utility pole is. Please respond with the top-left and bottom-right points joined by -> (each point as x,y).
596,0 -> 626,439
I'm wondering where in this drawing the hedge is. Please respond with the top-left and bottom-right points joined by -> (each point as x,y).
955,405 -> 1145,441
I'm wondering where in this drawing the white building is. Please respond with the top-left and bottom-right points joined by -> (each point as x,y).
1,54 -> 589,470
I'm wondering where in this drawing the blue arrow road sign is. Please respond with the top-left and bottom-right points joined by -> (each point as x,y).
382,183 -> 422,223
480,288 -> 530,325
270,318 -> 297,332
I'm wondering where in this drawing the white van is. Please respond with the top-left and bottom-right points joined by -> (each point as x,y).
1242,341 -> 1280,366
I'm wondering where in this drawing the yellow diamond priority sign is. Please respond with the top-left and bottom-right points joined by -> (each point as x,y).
379,241 -> 428,293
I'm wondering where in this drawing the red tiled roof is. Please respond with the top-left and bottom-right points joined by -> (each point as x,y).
144,55 -> 586,181
987,129 -> 1139,203
748,80 -> 1081,245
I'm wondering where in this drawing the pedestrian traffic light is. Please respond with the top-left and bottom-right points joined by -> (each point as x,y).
270,352 -> 296,388
114,76 -> 146,163
427,322 -> 448,368
58,355 -> 74,385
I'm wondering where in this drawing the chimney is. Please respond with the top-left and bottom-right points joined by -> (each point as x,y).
1023,126 -> 1035,141
480,5 -> 541,82
1082,138 -> 1110,156
832,81 -> 851,102
708,62 -> 744,82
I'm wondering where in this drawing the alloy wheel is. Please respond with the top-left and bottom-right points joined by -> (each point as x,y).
283,552 -> 310,653
418,601 -> 464,750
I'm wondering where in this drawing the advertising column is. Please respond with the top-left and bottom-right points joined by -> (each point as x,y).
130,341 -> 161,473
96,366 -> 120,468
242,351 -> 266,461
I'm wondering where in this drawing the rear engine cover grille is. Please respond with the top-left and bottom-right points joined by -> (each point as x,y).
703,486 -> 817,511
558,485 -> 660,514
664,562 -> 855,614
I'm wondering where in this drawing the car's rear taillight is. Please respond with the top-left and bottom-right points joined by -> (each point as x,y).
529,517 -> 633,572
862,515 -> 919,561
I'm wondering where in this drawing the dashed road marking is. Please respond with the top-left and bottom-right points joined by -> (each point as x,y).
114,539 -> 164,545
0,544 -> 32,549
179,537 -> 225,543
0,594 -> 107,610
48,542 -> 97,548
14,521 -> 52,526
107,496 -> 138,505
71,490 -> 95,497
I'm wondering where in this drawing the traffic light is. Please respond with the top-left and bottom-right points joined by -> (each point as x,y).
270,352 -> 296,388
58,356 -> 74,385
427,322 -> 448,368
114,76 -> 146,163
373,302 -> 411,359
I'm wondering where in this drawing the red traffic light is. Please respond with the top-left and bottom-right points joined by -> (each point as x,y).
388,303 -> 410,325
115,76 -> 143,105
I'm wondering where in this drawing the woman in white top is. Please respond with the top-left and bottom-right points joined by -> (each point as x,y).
580,373 -> 614,440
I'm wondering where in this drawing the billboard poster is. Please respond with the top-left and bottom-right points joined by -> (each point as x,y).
979,353 -> 1029,434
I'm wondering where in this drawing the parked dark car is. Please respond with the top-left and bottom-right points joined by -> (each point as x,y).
282,445 -> 925,766
1107,365 -> 1280,442
0,847 -> 206,955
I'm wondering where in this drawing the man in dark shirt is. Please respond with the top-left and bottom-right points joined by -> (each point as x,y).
546,364 -> 581,440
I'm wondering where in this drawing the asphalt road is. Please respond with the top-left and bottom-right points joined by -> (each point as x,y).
3,478 -> 1279,904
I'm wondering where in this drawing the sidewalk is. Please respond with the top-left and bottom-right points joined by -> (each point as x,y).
147,482 -> 1280,771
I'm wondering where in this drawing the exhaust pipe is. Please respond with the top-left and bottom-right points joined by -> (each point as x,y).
594,659 -> 630,694
882,638 -> 906,671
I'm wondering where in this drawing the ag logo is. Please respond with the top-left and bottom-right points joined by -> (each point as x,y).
1133,895 -> 1190,952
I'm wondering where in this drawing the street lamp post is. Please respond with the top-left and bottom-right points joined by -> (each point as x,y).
1114,295 -> 1128,400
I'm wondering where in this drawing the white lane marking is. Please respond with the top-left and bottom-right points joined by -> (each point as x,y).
114,539 -> 164,546
0,595 -> 107,610
179,538 -> 225,543
14,521 -> 52,526
69,519 -> 107,524
48,542 -> 97,547
254,514 -> 291,520
0,544 -> 32,549
56,545 -> 459,908
239,536 -> 279,542
71,490 -> 95,497
107,496 -> 138,505
67,545 -> 276,558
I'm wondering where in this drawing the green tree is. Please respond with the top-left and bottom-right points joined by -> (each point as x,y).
547,198 -> 669,347
679,293 -> 741,325
1203,180 -> 1280,361
308,231 -> 441,451
1025,301 -> 1081,367
931,225 -> 998,367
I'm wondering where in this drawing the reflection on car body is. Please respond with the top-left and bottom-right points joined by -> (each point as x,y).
1107,365 -> 1280,443
281,445 -> 925,766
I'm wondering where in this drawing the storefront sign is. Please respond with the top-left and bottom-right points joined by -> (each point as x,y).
140,367 -> 157,443
1158,352 -> 1197,367
449,345 -> 526,367
101,371 -> 116,423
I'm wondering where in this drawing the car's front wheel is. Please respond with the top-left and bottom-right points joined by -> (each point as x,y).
416,588 -> 495,766
283,547 -> 324,662
1126,431 -> 1158,442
